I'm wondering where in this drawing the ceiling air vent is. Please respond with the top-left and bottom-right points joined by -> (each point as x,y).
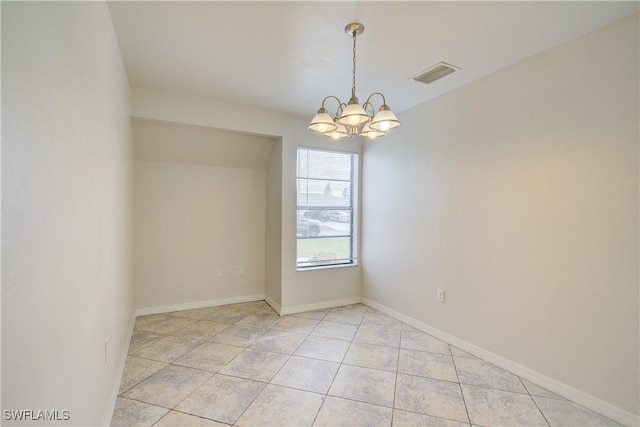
412,62 -> 459,85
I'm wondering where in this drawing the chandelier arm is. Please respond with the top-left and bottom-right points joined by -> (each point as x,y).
321,95 -> 343,108
320,95 -> 345,115
364,92 -> 387,108
335,102 -> 348,118
362,101 -> 376,117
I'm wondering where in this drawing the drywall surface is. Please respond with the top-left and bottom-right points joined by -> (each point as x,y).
2,2 -> 133,425
131,88 -> 362,312
266,140 -> 283,309
362,14 -> 639,416
134,159 -> 266,309
133,118 -> 274,169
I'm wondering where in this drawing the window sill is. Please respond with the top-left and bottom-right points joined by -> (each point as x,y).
296,262 -> 359,272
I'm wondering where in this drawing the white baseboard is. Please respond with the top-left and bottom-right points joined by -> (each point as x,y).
134,294 -> 266,316
135,293 -> 361,319
280,296 -> 362,316
362,298 -> 638,427
264,295 -> 282,315
102,313 -> 136,426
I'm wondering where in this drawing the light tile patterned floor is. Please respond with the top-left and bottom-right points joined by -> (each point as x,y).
112,302 -> 622,427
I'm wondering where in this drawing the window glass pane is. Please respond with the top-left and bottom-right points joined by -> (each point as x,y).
296,209 -> 351,237
297,180 -> 352,209
296,147 -> 358,269
297,237 -> 352,268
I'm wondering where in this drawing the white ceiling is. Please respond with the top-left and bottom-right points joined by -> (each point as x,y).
108,1 -> 638,119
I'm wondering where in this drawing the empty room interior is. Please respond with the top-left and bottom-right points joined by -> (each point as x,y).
2,1 -> 639,426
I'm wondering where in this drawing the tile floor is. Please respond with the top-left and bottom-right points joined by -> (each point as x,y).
112,301 -> 623,427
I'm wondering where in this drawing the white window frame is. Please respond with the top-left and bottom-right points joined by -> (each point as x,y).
296,146 -> 359,270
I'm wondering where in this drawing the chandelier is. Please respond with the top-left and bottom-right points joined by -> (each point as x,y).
308,22 -> 401,140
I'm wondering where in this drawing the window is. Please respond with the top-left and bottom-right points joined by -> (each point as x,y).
296,147 -> 358,269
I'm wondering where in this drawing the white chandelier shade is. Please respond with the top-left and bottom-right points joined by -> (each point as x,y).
360,121 -> 386,139
308,22 -> 401,140
325,121 -> 349,140
308,109 -> 337,133
370,106 -> 401,131
338,102 -> 370,127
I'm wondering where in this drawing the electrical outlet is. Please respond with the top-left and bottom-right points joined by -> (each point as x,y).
437,289 -> 445,303
216,268 -> 223,278
235,266 -> 245,276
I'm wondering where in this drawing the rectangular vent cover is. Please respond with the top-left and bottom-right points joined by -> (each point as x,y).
412,62 -> 459,85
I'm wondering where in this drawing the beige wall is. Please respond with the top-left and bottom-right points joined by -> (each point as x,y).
2,2 -> 134,425
266,140 -> 283,308
362,14 -> 639,416
131,88 -> 362,313
134,161 -> 267,309
132,120 -> 272,310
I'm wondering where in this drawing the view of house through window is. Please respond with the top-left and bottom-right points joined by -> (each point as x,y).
296,147 -> 358,269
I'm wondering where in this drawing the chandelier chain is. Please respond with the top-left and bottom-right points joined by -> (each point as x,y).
351,30 -> 357,98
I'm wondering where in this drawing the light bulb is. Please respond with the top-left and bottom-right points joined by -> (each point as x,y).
330,131 -> 340,140
379,121 -> 390,131
317,123 -> 330,132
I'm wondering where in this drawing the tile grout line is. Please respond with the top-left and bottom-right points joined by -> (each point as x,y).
442,365 -> 546,396
230,307 -> 330,426
192,309 -> 271,425
216,308 -> 280,426
165,307 -> 263,422
160,304 -> 268,426
151,409 -> 233,427
518,376 -> 552,427
518,376 -> 623,427
309,311 -> 331,426
117,361 -> 168,396
225,377 -> 268,426
450,344 -> 473,426
279,308 -> 361,425
313,306 -> 369,425
391,323 -> 405,426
